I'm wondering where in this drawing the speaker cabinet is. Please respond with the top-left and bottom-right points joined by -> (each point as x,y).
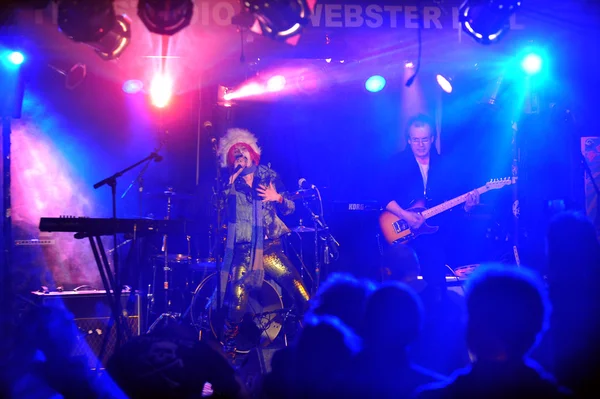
31,290 -> 141,368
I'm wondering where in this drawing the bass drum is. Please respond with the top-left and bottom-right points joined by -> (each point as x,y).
190,272 -> 284,353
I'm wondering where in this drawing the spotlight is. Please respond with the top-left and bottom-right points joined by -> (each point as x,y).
137,0 -> 194,36
7,51 -> 24,65
150,74 -> 173,108
266,75 -> 286,92
240,0 -> 316,41
459,0 -> 522,45
48,63 -> 87,90
521,53 -> 542,75
58,0 -> 131,60
365,75 -> 386,93
123,79 -> 144,94
436,74 -> 453,93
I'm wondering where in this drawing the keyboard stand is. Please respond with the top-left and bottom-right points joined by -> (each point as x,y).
83,234 -> 131,368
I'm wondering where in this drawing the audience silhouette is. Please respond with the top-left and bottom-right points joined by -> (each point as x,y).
417,264 -> 571,399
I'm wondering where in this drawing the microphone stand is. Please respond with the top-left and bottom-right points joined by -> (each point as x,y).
209,136 -> 225,313
121,137 -> 166,331
93,150 -> 163,349
302,185 -> 339,296
580,151 -> 600,232
121,135 -> 167,208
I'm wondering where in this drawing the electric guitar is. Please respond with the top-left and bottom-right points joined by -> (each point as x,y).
379,178 -> 514,245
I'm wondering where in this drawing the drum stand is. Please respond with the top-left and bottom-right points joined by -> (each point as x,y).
146,189 -> 190,333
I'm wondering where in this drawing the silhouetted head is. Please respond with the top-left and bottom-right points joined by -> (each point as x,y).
466,264 -> 550,361
363,281 -> 424,352
297,314 -> 361,360
308,273 -> 376,336
381,244 -> 421,284
16,305 -> 80,362
547,211 -> 600,284
293,314 -> 361,394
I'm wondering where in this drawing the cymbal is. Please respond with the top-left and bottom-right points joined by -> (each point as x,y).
290,226 -> 322,233
153,253 -> 194,263
153,254 -> 217,269
189,258 -> 217,270
146,191 -> 195,199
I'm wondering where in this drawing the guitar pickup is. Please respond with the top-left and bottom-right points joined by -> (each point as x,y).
393,220 -> 409,234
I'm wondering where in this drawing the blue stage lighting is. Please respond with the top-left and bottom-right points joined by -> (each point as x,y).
365,75 -> 386,93
122,79 -> 144,94
436,74 -> 453,93
8,51 -> 24,65
521,53 -> 542,75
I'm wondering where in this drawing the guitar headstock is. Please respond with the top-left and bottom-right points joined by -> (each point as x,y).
485,177 -> 514,190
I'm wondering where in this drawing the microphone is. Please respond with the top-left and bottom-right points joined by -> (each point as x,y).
298,178 -> 315,190
152,152 -> 163,162
204,121 -> 217,145
233,165 -> 243,174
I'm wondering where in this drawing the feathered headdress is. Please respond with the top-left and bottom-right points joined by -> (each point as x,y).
217,128 -> 262,168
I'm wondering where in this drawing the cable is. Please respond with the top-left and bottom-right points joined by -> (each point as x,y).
239,28 -> 246,63
405,1 -> 423,87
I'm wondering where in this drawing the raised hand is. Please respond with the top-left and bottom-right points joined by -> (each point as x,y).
257,182 -> 282,203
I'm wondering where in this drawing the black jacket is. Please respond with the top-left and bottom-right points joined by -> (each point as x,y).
381,148 -> 452,210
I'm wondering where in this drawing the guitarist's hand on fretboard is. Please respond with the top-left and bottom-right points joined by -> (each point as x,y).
464,190 -> 481,212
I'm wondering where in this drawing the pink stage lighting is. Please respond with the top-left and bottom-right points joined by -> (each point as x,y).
150,74 -> 173,108
223,82 -> 264,101
266,75 -> 286,92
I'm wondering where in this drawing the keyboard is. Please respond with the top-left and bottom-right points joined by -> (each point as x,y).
39,217 -> 198,237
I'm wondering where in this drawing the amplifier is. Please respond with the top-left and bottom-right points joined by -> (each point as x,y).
31,290 -> 141,368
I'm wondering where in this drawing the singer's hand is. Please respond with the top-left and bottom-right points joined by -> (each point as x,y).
229,166 -> 244,185
257,183 -> 282,203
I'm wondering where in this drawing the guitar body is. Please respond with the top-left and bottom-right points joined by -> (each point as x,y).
379,201 -> 439,245
378,178 -> 513,245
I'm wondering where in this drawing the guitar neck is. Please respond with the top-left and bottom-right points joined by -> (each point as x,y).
421,186 -> 488,219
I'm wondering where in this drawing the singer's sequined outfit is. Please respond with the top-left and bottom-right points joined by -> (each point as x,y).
222,164 -> 309,351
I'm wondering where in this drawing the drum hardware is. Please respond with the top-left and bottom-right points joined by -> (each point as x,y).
283,233 -> 314,286
190,272 -> 291,353
146,188 -> 195,333
289,225 -> 324,233
107,239 -> 132,254
144,191 -> 195,199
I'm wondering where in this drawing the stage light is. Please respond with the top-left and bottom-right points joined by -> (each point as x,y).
48,63 -> 87,90
521,53 -> 542,75
266,75 -> 286,92
123,79 -> 144,94
137,0 -> 194,36
240,0 -> 316,41
436,74 -> 453,93
8,51 -> 24,65
365,75 -> 386,93
150,74 -> 173,108
405,61 -> 415,69
58,0 -> 131,60
459,0 -> 522,45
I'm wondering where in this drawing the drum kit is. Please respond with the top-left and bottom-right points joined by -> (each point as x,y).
141,188 -> 327,353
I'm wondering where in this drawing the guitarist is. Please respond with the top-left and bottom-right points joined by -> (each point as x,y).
381,114 -> 480,294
